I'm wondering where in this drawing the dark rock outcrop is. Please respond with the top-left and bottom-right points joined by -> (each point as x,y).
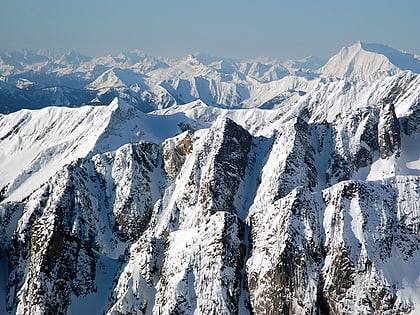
378,102 -> 401,159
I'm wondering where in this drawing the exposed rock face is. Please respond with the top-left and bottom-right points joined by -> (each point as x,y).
402,100 -> 420,135
324,107 -> 379,183
154,212 -> 246,315
247,187 -> 324,314
107,117 -> 252,314
198,118 -> 252,216
322,180 -> 419,314
274,113 -> 318,199
1,70 -> 420,315
3,141 -> 160,314
6,167 -> 97,314
106,235 -> 163,315
378,103 -> 401,159
163,131 -> 193,180
109,142 -> 160,241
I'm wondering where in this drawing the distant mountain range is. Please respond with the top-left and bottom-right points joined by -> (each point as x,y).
1,42 -> 419,113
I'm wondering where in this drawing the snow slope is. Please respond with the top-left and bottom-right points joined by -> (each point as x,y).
0,98 -> 200,202
320,41 -> 399,79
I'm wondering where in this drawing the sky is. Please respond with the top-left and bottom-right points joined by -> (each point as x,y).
1,0 -> 420,61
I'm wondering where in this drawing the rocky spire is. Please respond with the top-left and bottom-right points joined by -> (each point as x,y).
378,102 -> 401,159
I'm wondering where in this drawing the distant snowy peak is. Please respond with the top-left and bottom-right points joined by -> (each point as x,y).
320,41 -> 420,79
320,41 -> 398,79
88,69 -> 125,89
87,68 -> 147,90
56,50 -> 92,66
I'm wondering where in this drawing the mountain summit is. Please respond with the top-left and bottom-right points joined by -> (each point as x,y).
320,42 -> 406,79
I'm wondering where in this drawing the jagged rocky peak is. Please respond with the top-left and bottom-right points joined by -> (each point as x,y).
106,117 -> 253,314
158,116 -> 252,233
378,102 -> 401,159
198,117 -> 252,215
274,113 -> 317,199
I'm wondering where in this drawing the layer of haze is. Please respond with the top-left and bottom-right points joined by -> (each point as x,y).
1,0 -> 419,60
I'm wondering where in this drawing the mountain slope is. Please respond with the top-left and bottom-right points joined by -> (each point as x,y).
0,62 -> 419,314
361,42 -> 420,73
320,41 -> 398,79
320,41 -> 420,80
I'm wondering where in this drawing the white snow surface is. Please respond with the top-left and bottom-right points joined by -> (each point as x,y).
320,41 -> 400,79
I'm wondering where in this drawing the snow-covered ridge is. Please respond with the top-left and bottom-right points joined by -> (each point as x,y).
0,103 -> 115,201
0,98 -> 196,202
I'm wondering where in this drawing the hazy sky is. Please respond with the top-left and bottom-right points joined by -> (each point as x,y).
1,0 -> 420,60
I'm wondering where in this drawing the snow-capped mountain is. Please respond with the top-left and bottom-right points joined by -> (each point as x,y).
1,39 -> 420,314
320,41 -> 420,80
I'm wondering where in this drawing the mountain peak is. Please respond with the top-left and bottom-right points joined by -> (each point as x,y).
57,50 -> 91,65
320,41 -> 399,79
320,41 -> 420,79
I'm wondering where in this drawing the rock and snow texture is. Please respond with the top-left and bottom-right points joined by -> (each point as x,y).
0,46 -> 420,314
